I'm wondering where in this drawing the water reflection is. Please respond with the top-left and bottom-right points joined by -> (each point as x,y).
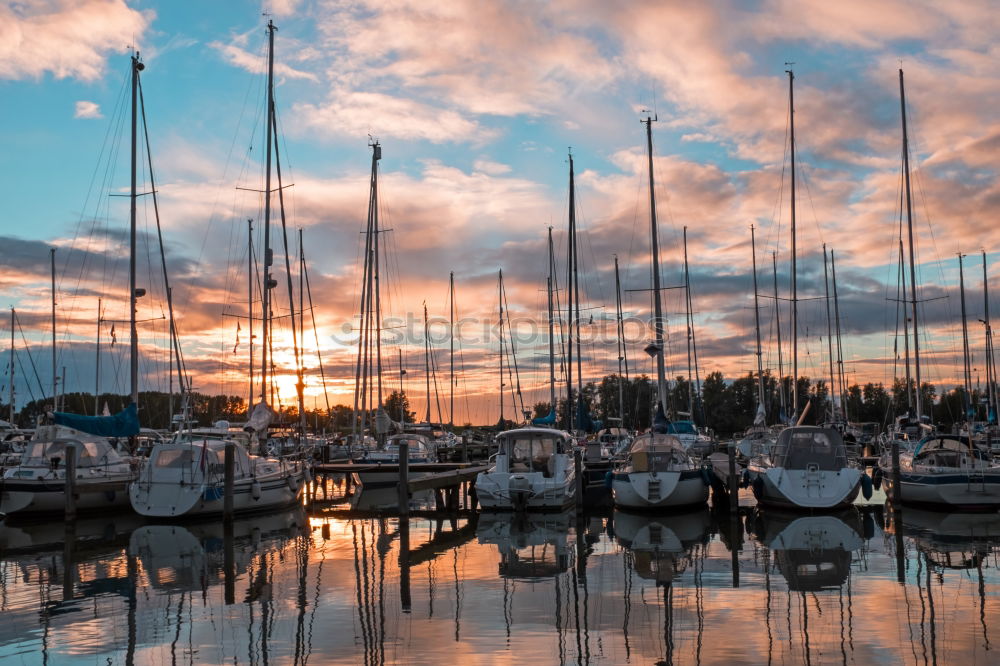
1,501 -> 999,664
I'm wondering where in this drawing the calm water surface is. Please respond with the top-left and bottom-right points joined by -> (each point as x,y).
0,480 -> 997,665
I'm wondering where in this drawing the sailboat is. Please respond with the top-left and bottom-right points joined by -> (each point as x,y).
130,22 -> 307,518
0,54 -> 165,517
875,71 -> 1000,510
610,116 -> 709,510
745,70 -> 865,510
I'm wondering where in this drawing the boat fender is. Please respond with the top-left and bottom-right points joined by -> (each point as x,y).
287,475 -> 300,493
251,480 -> 262,500
751,477 -> 764,501
104,490 -> 116,503
863,511 -> 875,540
740,469 -> 750,489
604,471 -> 614,489
304,466 -> 313,483
860,473 -> 874,500
871,465 -> 883,491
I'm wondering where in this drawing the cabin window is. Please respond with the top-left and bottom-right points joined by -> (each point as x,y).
155,449 -> 194,468
507,435 -> 560,476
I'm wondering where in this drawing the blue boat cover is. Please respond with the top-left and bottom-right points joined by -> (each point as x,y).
54,402 -> 140,437
532,408 -> 557,426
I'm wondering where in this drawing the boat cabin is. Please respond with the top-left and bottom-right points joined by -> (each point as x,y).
771,427 -> 849,471
497,428 -> 571,476
626,433 -> 689,472
21,437 -> 124,469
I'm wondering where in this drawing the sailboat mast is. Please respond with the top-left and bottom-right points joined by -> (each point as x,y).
899,238 -> 913,412
614,254 -> 626,425
449,271 -> 455,430
548,229 -> 557,412
958,253 -> 972,418
372,148 -> 383,410
984,250 -> 996,421
424,302 -> 431,424
260,21 -> 276,405
248,220 -> 254,407
899,68 -> 922,418
683,227 -> 694,419
128,53 -> 143,409
94,301 -> 100,415
644,116 -> 668,409
787,68 -> 799,419
750,226 -> 764,413
498,269 -> 505,424
772,251 -> 786,419
9,308 -> 14,423
823,245 -> 836,421
51,248 -> 56,409
566,154 -> 576,431
831,251 -> 847,421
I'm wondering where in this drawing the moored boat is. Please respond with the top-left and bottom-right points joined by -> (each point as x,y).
475,427 -> 577,511
610,432 -> 708,510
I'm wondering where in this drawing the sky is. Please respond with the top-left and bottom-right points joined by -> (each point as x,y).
1,0 -> 999,426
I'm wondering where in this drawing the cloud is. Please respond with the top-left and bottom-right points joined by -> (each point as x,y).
0,0 -> 151,81
74,100 -> 102,119
209,41 -> 318,81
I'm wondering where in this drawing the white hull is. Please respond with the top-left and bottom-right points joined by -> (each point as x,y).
350,468 -> 432,488
748,466 -> 862,509
611,470 -> 708,509
883,473 -> 1000,509
130,468 -> 305,518
1,474 -> 133,516
475,469 -> 576,511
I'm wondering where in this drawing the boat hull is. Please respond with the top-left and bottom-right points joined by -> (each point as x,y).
883,472 -> 1000,511
1,476 -> 133,516
475,470 -> 576,511
129,468 -> 306,518
610,469 -> 708,510
747,466 -> 862,510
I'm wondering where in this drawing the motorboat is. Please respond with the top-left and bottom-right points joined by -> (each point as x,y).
350,433 -> 434,488
746,426 -> 866,510
610,432 -> 708,510
129,427 -> 308,518
475,427 -> 577,511
0,425 -> 136,517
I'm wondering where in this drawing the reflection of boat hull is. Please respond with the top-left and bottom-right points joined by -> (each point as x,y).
0,512 -> 145,553
747,466 -> 862,510
752,508 -> 864,590
476,510 -> 573,579
611,469 -> 708,509
350,486 -> 436,512
883,472 -> 1000,511
613,507 -> 710,584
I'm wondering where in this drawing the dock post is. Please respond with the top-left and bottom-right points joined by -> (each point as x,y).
399,515 -> 411,612
64,442 -> 77,521
727,441 -> 738,511
890,438 -> 902,506
223,519 -> 235,604
397,440 -> 410,515
461,435 -> 468,463
224,442 -> 235,520
574,448 -> 584,511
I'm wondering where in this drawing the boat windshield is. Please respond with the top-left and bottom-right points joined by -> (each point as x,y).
503,432 -> 564,474
23,439 -> 121,467
773,428 -> 848,471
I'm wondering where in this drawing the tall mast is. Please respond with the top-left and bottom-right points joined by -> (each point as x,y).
449,271 -> 455,429
898,238 -> 913,412
94,300 -> 101,415
750,227 -> 765,416
423,302 -> 431,424
51,247 -> 56,409
644,115 -> 668,411
984,250 -> 996,421
614,254 -> 626,425
683,227 -> 694,419
9,308 -> 14,423
823,245 -> 836,421
566,153 -> 579,432
248,220 -> 254,407
128,53 -> 142,409
787,68 -> 799,419
958,253 -> 972,418
548,229 -> 557,412
900,68 -> 922,418
772,251 -> 786,420
260,21 -> 276,405
831,251 -> 847,421
498,269 -> 505,425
